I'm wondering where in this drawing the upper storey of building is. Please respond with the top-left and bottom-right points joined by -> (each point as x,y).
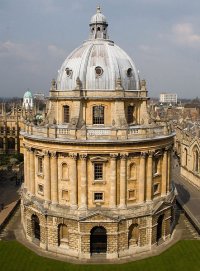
56,6 -> 140,91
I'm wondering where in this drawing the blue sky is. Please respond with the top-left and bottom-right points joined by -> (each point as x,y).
0,0 -> 200,98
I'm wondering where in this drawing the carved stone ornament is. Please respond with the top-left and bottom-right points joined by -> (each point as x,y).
90,156 -> 108,163
120,153 -> 128,160
110,153 -> 118,159
69,153 -> 78,160
80,153 -> 87,160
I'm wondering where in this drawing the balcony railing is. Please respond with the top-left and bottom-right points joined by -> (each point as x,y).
22,123 -> 173,142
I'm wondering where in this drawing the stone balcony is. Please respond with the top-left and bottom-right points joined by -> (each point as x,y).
21,122 -> 174,143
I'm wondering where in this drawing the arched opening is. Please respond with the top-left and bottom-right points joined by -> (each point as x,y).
156,214 -> 164,242
93,105 -> 104,124
184,148 -> 188,166
195,150 -> 199,172
90,226 -> 107,254
32,214 -> 40,240
58,224 -> 68,246
128,223 -> 139,247
127,105 -> 135,124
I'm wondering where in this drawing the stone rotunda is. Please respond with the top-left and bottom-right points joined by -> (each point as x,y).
21,6 -> 175,259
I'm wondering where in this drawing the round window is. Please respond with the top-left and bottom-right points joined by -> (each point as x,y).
127,68 -> 132,77
65,68 -> 72,77
95,66 -> 103,76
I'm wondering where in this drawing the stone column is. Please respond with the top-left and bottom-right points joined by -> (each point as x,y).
51,152 -> 58,204
167,148 -> 172,193
23,146 -> 27,189
119,153 -> 127,208
29,148 -> 35,195
110,153 -> 118,208
161,150 -> 168,196
69,153 -> 78,209
26,147 -> 30,192
139,152 -> 146,203
44,151 -> 51,202
146,151 -> 153,201
80,154 -> 87,210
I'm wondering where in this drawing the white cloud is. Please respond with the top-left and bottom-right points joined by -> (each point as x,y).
0,41 -> 36,61
47,44 -> 66,58
172,23 -> 200,47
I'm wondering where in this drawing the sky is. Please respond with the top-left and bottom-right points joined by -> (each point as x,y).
0,0 -> 200,99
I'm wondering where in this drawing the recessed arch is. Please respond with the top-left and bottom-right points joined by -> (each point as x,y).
90,226 -> 107,254
31,214 -> 40,240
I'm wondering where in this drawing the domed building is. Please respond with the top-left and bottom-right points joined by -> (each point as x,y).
23,90 -> 33,110
21,7 -> 175,259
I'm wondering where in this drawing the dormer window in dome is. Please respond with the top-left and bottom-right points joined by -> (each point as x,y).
65,68 -> 73,78
127,68 -> 133,77
95,66 -> 103,77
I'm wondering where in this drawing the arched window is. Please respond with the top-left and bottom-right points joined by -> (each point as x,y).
63,105 -> 70,123
195,149 -> 199,172
129,163 -> 137,180
128,223 -> 139,247
93,105 -> 104,124
58,224 -> 68,246
184,148 -> 188,166
127,105 -> 134,124
62,163 -> 69,180
32,214 -> 40,240
153,157 -> 160,175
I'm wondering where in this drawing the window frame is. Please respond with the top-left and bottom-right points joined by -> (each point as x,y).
63,105 -> 70,124
38,156 -> 43,175
93,192 -> 104,202
92,105 -> 104,125
94,162 -> 103,181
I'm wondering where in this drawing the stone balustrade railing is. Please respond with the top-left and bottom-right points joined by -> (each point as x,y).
22,123 -> 173,141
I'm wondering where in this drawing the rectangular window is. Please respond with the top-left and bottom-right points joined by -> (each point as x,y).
93,106 -> 104,124
127,105 -> 134,124
63,105 -> 69,123
94,192 -> 103,201
94,163 -> 103,180
38,157 -> 43,174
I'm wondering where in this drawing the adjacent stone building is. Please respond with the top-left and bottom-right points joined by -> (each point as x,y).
21,7 -> 175,259
176,121 -> 200,188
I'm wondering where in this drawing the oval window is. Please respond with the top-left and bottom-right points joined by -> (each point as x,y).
95,66 -> 103,77
65,68 -> 72,77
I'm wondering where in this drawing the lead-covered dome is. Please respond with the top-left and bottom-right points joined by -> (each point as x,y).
56,7 -> 140,91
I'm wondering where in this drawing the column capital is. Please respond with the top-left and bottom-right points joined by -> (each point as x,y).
50,151 -> 57,158
120,153 -> 128,160
165,145 -> 172,152
69,152 -> 78,160
43,150 -> 49,156
148,151 -> 154,157
140,152 -> 147,158
110,153 -> 118,159
80,153 -> 87,160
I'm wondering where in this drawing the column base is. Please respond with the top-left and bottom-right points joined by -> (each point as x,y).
71,204 -> 78,210
119,204 -> 126,209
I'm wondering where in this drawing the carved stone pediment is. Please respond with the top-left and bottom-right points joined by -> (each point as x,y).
90,156 -> 108,163
79,212 -> 119,222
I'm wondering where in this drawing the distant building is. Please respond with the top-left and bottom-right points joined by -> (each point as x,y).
33,92 -> 45,101
160,93 -> 177,104
23,90 -> 33,109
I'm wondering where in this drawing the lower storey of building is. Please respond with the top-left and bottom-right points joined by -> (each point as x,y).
21,202 -> 174,259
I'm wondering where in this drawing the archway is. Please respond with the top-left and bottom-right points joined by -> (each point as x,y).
156,214 -> 164,242
90,226 -> 107,254
32,215 -> 40,240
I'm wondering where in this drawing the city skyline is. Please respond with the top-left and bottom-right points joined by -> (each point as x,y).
0,0 -> 200,98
